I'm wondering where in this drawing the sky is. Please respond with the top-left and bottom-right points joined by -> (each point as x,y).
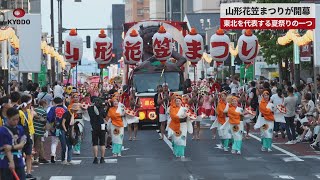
41,0 -> 124,74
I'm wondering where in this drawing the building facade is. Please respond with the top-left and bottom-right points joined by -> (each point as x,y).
112,4 -> 125,64
149,0 -> 193,21
124,0 -> 150,22
150,0 -> 165,19
0,0 -> 30,12
193,0 -> 243,13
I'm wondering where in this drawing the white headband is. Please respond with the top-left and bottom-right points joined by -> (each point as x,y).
162,83 -> 168,87
18,99 -> 32,109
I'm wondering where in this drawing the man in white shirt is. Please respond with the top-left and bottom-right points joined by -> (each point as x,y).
229,78 -> 239,95
53,81 -> 64,99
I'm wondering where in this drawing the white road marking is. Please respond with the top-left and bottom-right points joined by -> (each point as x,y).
104,159 -> 117,163
315,174 -> 320,179
247,132 -> 304,162
296,155 -> 320,160
189,175 -> 196,180
244,157 -> 266,161
71,160 -> 82,165
214,144 -> 223,150
279,175 -> 295,179
282,157 -> 304,162
156,130 -> 173,151
49,176 -> 72,180
105,176 -> 117,180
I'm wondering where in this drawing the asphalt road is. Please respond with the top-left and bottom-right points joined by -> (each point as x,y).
32,120 -> 320,180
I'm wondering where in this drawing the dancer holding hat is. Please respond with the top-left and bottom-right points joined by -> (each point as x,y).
168,95 -> 193,158
255,91 -> 275,152
227,96 -> 244,155
214,91 -> 231,152
107,97 -> 126,157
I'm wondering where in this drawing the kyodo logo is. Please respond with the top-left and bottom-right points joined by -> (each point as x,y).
0,8 -> 30,26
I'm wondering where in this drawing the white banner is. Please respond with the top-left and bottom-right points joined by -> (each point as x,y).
220,3 -> 315,18
17,14 -> 41,72
1,41 -> 8,70
314,4 -> 320,67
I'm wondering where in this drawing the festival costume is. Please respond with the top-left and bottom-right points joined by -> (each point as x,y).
211,99 -> 231,149
202,95 -> 212,117
190,94 -> 204,122
228,105 -> 243,153
168,101 -> 193,157
159,92 -> 171,122
254,98 -> 275,150
19,109 -> 35,136
0,125 -> 26,180
68,92 -> 86,154
108,103 -> 126,155
125,96 -> 140,124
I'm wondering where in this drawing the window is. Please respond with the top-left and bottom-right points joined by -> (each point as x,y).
137,0 -> 144,3
133,72 -> 181,93
137,9 -> 144,16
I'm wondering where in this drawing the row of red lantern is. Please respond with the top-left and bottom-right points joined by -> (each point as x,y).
64,26 -> 259,69
210,28 -> 259,66
64,29 -> 113,68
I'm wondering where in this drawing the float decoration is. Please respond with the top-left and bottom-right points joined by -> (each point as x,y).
64,29 -> 83,68
93,29 -> 113,69
237,29 -> 259,64
209,28 -> 230,67
184,27 -> 203,67
152,26 -> 173,64
123,29 -> 143,65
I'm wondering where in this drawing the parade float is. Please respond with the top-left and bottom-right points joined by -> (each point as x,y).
122,20 -> 188,125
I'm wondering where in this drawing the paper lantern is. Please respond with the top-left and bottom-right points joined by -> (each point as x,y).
210,28 -> 230,66
64,29 -> 83,68
238,29 -> 259,64
93,29 -> 112,69
123,29 -> 143,65
184,27 -> 204,66
152,26 -> 173,64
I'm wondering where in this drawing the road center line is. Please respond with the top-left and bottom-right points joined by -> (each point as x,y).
247,132 -> 304,161
156,130 -> 173,151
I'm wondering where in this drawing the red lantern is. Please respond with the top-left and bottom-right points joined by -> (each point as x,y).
152,26 -> 173,64
64,29 -> 83,68
184,28 -> 204,67
238,29 -> 259,64
123,29 -> 143,65
210,28 -> 230,66
93,29 -> 113,69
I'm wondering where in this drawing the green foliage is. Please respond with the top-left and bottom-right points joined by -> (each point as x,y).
253,0 -> 300,64
257,30 -> 293,65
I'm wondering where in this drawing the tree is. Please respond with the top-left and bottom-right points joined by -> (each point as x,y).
254,0 -> 300,81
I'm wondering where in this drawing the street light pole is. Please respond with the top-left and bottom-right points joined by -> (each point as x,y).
50,0 -> 55,84
58,0 -> 63,82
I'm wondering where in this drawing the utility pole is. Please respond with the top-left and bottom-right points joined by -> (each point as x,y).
58,0 -> 63,82
50,0 -> 55,84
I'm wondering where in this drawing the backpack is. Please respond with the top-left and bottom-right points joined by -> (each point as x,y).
54,107 -> 66,126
